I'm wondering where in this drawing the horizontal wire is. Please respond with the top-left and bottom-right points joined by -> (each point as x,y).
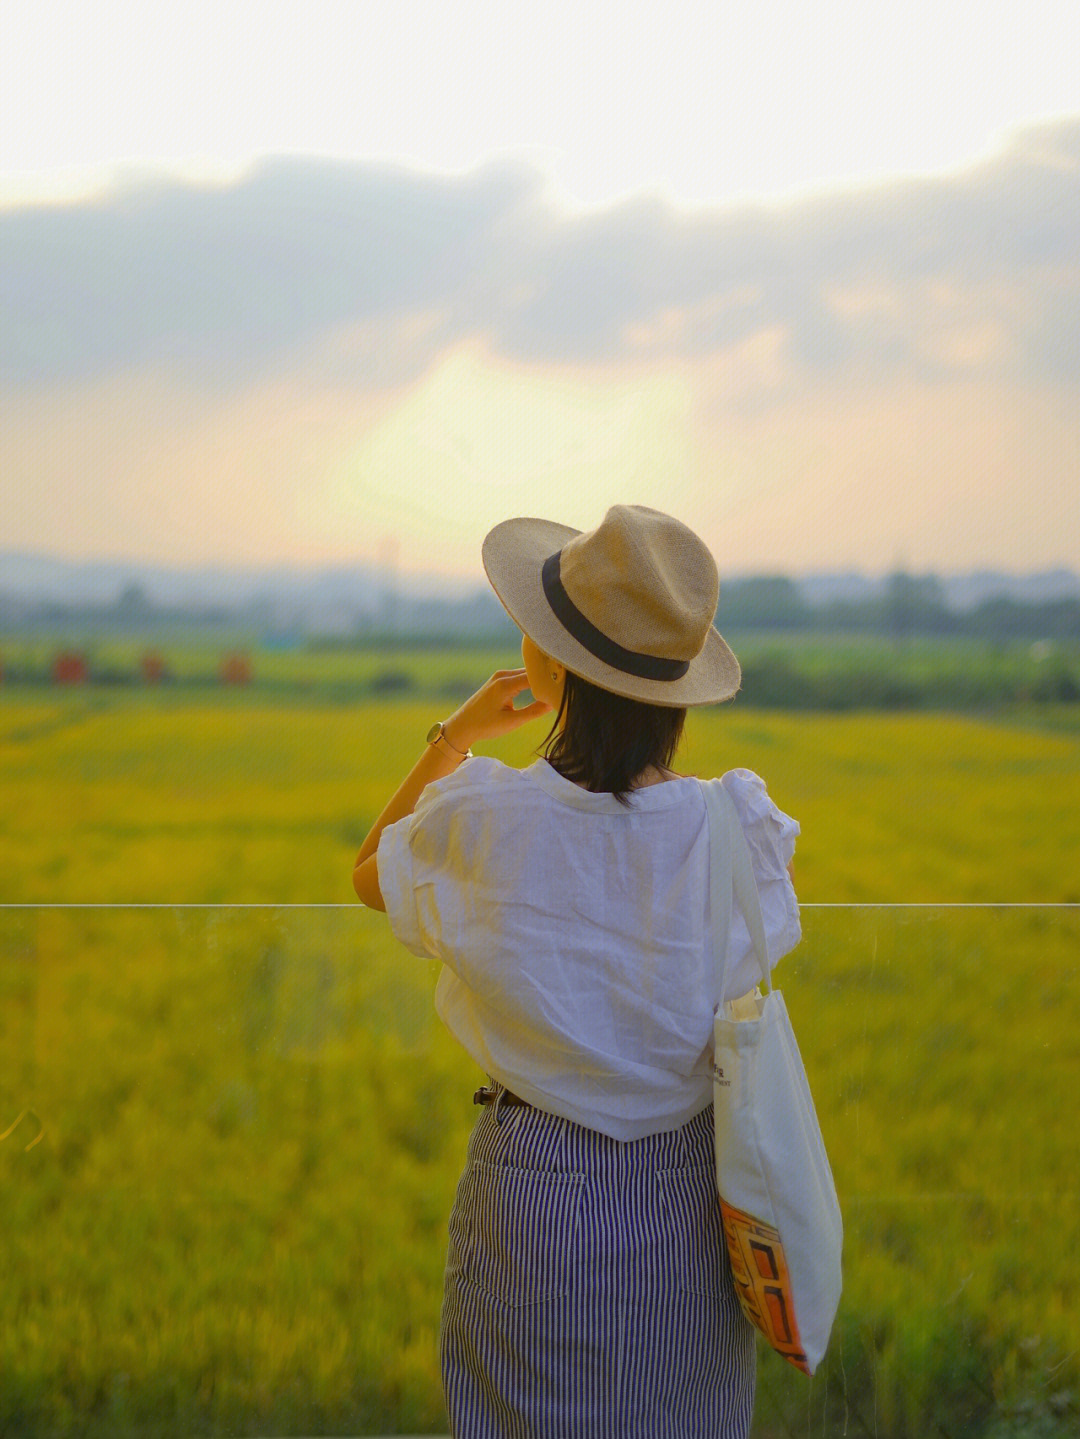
0,901 -> 1077,911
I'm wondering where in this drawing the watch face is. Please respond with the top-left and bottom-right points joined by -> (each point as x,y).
426,722 -> 443,743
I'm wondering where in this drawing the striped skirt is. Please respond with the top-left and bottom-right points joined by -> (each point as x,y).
440,1084 -> 756,1438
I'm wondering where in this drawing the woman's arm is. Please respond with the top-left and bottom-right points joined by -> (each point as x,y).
352,668 -> 550,909
351,742 -> 458,909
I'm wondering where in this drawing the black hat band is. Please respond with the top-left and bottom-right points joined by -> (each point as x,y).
541,551 -> 690,683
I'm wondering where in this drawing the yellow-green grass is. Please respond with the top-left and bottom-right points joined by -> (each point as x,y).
2,686 -> 1079,1435
3,905 -> 1077,1437
2,691 -> 1079,905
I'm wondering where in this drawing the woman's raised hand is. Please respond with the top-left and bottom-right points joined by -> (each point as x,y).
442,669 -> 552,751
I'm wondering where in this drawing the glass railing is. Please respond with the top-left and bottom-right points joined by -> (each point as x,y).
2,904 -> 1077,1439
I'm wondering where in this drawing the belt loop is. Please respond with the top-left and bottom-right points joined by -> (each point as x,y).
674,1118 -> 691,1168
493,1080 -> 508,1125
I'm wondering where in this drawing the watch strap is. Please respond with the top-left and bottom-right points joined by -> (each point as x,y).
426,721 -> 471,761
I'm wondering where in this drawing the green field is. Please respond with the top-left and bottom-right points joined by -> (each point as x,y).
2,655 -> 1080,905
2,668 -> 1079,1437
4,629 -> 1079,710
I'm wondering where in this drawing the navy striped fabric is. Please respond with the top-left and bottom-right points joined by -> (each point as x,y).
441,1086 -> 756,1437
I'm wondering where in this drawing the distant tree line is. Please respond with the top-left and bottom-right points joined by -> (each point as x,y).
734,650 -> 1079,709
720,574 -> 1080,641
4,572 -> 1078,647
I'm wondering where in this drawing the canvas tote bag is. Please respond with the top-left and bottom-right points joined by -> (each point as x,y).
701,779 -> 842,1375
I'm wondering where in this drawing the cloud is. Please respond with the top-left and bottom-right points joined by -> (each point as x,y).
1,116 -> 1078,402
0,155 -> 535,391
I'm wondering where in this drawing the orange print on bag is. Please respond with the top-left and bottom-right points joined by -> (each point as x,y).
720,1198 -> 809,1374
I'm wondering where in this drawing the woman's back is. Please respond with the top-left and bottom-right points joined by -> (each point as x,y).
377,754 -> 800,1140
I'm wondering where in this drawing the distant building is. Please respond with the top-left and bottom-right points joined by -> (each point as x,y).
52,650 -> 87,684
140,650 -> 167,683
220,653 -> 252,685
261,628 -> 305,651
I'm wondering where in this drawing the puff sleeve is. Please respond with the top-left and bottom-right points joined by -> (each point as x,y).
719,767 -> 802,1000
375,757 -> 501,963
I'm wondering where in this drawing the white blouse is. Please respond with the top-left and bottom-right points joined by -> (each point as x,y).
377,756 -> 801,1140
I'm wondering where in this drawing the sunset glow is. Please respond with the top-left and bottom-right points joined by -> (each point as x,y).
3,2 -> 1078,579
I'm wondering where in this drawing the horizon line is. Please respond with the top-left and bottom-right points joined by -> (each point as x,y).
4,548 -> 1078,584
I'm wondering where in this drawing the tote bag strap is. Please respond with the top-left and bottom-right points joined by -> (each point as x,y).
700,778 -> 734,1012
700,778 -> 773,1001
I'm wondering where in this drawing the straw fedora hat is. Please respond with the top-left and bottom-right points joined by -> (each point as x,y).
482,504 -> 741,707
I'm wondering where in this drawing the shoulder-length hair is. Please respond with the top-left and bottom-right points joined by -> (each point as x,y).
540,669 -> 687,806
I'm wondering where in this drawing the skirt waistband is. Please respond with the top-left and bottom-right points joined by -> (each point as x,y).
474,1083 -> 530,1109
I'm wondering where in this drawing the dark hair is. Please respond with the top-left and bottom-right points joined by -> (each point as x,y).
540,669 -> 687,806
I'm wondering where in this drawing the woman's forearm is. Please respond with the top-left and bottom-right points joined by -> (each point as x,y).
352,669 -> 549,901
353,740 -> 463,870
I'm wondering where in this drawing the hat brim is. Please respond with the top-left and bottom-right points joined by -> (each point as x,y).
482,516 -> 741,707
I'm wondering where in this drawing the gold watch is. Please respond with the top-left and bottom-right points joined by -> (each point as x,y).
426,721 -> 472,761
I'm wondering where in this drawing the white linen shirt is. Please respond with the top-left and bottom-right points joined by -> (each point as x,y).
377,756 -> 800,1140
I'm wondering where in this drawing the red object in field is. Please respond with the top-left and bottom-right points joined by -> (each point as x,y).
140,650 -> 166,683
220,653 -> 252,685
52,651 -> 87,684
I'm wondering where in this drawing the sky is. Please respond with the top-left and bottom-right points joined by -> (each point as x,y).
2,1 -> 1079,580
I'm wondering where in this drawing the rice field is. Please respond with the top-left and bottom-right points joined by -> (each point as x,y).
1,670 -> 1078,1437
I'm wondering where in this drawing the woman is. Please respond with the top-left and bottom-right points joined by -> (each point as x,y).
352,505 -> 801,1438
